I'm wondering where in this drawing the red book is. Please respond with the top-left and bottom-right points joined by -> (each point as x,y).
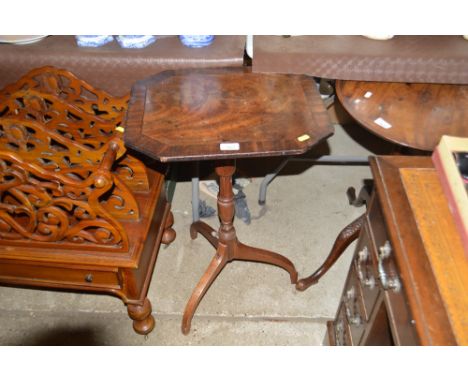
432,136 -> 468,255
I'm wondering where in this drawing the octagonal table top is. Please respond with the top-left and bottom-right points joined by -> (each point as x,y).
124,67 -> 333,162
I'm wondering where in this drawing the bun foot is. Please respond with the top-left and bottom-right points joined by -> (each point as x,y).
127,298 -> 155,335
162,211 -> 176,245
162,228 -> 176,245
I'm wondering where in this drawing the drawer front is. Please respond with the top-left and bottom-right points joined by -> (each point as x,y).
353,223 -> 380,320
371,240 -> 418,345
367,195 -> 388,248
367,199 -> 419,345
342,266 -> 366,344
0,261 -> 120,291
333,303 -> 353,346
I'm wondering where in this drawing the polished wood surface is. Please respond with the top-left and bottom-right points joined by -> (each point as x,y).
0,68 -> 176,335
399,168 -> 468,344
296,214 -> 365,291
336,80 -> 468,151
125,67 -> 333,162
370,156 -> 462,344
323,156 -> 466,345
125,67 -> 333,334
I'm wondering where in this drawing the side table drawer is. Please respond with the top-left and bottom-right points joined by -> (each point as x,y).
0,261 -> 121,290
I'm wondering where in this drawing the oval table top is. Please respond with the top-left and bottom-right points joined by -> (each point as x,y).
336,80 -> 468,151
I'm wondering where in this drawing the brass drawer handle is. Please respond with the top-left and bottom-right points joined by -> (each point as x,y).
356,246 -> 375,289
377,241 -> 401,292
344,286 -> 363,326
335,319 -> 345,345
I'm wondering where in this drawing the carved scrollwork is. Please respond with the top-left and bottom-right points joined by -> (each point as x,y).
0,89 -> 117,148
0,116 -> 145,219
0,66 -> 129,124
0,149 -> 127,250
0,117 -> 126,169
0,67 -> 149,192
0,67 -> 154,249
114,155 -> 150,192
100,174 -> 141,220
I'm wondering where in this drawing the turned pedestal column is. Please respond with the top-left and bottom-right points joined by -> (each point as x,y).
182,161 -> 298,334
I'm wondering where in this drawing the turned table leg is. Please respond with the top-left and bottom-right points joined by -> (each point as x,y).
296,214 -> 365,291
182,160 -> 298,334
182,161 -> 236,335
181,248 -> 228,335
127,298 -> 155,335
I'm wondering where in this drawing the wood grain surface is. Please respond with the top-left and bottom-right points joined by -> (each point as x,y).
125,67 -> 333,162
337,80 -> 468,151
400,168 -> 468,345
371,156 -> 459,345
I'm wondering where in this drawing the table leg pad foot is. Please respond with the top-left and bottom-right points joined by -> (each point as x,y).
182,253 -> 227,334
190,221 -> 218,248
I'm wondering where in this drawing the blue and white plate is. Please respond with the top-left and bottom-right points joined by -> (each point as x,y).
116,35 -> 157,48
179,35 -> 215,48
75,35 -> 114,47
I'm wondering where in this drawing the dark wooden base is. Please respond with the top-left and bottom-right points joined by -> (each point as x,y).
181,161 -> 298,335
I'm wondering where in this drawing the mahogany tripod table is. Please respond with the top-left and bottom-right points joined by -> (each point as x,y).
124,67 -> 333,334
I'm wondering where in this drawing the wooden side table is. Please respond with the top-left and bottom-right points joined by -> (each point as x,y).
124,67 -> 334,334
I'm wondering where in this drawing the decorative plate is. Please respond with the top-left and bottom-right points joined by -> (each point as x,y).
0,35 -> 48,44
179,35 -> 215,48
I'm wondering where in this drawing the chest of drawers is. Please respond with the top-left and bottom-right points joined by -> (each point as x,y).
328,156 -> 468,345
